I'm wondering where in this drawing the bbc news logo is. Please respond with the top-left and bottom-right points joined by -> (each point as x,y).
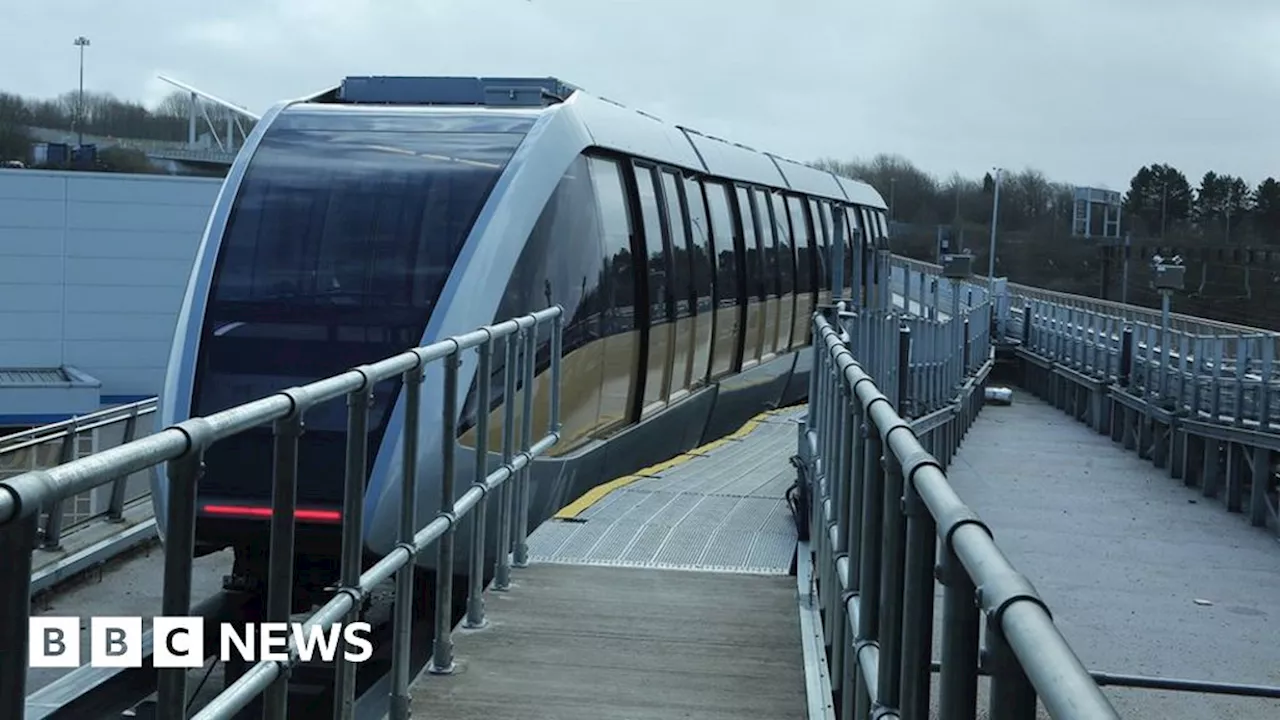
29,618 -> 373,667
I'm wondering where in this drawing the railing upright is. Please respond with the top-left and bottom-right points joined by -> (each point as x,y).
803,311 -> 1119,720
0,306 -> 565,720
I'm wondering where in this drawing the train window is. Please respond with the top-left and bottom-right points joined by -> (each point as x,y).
683,177 -> 715,386
810,199 -> 832,292
209,129 -> 520,312
753,189 -> 779,300
683,178 -> 714,313
786,194 -> 816,346
634,165 -> 672,328
704,182 -> 739,307
633,163 -> 672,413
771,192 -> 795,296
703,181 -> 739,378
770,192 -> 796,352
862,206 -> 879,242
843,205 -> 860,298
588,156 -> 640,428
735,186 -> 763,366
592,157 -> 638,335
734,187 -> 760,298
660,170 -> 696,397
660,172 -> 693,322
193,117 -> 525,506
859,206 -> 877,284
787,195 -> 814,295
753,187 -> 780,357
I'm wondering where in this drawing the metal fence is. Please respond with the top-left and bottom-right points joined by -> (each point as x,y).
1022,300 -> 1280,428
888,253 -> 1272,341
0,306 -> 564,720
0,398 -> 156,548
801,311 -> 1119,719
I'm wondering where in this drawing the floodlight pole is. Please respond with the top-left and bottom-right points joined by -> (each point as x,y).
74,36 -> 90,147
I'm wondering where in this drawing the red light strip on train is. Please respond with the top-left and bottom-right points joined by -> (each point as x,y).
202,505 -> 342,523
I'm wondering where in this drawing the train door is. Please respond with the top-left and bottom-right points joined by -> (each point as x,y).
683,176 -> 716,387
754,187 -> 781,360
630,161 -> 675,419
734,185 -> 764,370
703,181 -> 740,379
786,194 -> 817,347
586,155 -> 641,432
770,191 -> 796,353
658,169 -> 696,402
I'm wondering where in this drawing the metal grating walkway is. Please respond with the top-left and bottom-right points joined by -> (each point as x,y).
408,406 -> 812,720
525,407 -> 804,574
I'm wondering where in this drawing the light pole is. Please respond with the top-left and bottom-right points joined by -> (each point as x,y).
986,167 -> 1003,290
73,36 -> 90,147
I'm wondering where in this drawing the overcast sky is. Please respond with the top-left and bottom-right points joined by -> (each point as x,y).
4,0 -> 1277,191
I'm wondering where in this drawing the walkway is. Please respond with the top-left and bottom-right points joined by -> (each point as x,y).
945,390 -> 1280,719
407,410 -> 811,720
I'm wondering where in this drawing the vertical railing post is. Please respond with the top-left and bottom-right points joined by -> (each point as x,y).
493,330 -> 520,591
333,381 -> 372,719
937,536 -> 980,720
828,370 -> 850,695
550,310 -> 564,435
898,326 -> 911,416
465,337 -> 494,628
156,421 -> 209,719
853,417 -> 884,717
390,360 -> 423,719
42,420 -> 78,549
513,324 -> 537,567
430,348 -> 460,674
986,620 -> 1038,720
0,510 -> 38,720
898,464 -> 937,720
963,319 -> 972,377
1119,326 -> 1133,389
833,209 -> 846,301
264,400 -> 304,720
1021,305 -> 1031,348
840,400 -> 867,720
107,408 -> 140,521
876,443 -> 908,714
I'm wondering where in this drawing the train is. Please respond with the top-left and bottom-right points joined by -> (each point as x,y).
152,76 -> 889,602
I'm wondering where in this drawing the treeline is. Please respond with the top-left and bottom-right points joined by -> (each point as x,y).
0,88 -> 213,171
0,88 -> 193,143
816,154 -> 1280,246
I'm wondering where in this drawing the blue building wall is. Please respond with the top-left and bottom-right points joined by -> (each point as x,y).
0,169 -> 220,423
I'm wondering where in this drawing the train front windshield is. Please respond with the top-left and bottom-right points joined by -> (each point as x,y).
191,107 -> 530,509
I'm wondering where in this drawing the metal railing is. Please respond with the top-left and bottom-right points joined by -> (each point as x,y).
0,397 -> 157,548
1019,299 -> 1280,430
888,253 -> 1271,341
801,311 -> 1118,719
0,306 -> 564,720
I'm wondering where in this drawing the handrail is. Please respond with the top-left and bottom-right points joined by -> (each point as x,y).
803,310 -> 1118,718
0,305 -> 565,720
0,397 -> 156,452
0,397 -> 157,546
890,253 -> 1270,337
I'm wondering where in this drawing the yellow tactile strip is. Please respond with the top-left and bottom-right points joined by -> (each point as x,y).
552,405 -> 802,520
